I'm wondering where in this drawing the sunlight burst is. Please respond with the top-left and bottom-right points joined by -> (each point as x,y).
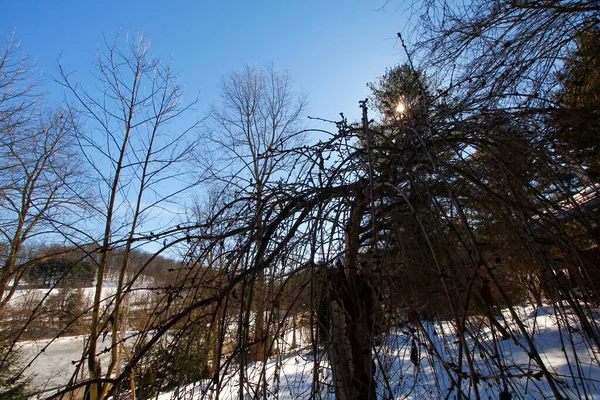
395,101 -> 406,115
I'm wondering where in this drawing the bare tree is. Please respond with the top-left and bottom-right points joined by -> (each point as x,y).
0,35 -> 88,308
207,63 -> 306,394
402,0 -> 599,109
58,33 -> 200,400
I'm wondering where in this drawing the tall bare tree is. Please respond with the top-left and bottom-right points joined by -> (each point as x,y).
58,33 -> 200,400
207,63 -> 306,393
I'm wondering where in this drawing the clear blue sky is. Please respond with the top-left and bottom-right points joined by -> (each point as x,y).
0,1 -> 410,253
0,1 -> 408,126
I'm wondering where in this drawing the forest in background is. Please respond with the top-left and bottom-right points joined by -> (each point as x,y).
1,0 -> 599,399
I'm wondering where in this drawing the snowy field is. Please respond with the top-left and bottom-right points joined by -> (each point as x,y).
18,303 -> 600,399
20,334 -> 130,397
20,335 -> 91,392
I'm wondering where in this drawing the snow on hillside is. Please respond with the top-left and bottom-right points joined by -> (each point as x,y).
6,283 -> 153,311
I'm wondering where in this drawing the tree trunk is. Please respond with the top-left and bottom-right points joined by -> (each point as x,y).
327,268 -> 376,400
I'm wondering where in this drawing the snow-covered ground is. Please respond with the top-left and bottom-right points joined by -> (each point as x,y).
18,303 -> 600,399
153,303 -> 600,399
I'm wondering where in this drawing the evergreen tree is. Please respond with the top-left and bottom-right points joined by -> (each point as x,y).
0,335 -> 30,400
554,28 -> 600,182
